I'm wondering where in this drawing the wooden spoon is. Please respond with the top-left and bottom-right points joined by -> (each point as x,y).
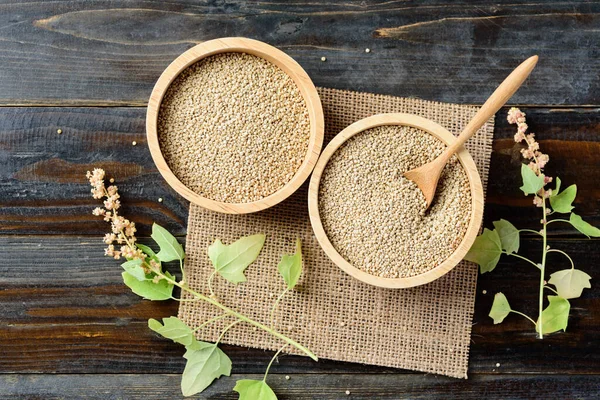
404,55 -> 539,209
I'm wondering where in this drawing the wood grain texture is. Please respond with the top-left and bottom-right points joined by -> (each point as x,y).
0,106 -> 598,236
1,236 -> 597,374
0,1 -> 599,105
2,373 -> 599,399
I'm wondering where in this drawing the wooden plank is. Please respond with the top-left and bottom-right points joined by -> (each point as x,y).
1,373 -> 599,399
0,1 -> 599,105
0,236 -> 597,374
1,106 -> 598,236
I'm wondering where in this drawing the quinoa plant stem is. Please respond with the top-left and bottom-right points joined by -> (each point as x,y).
179,258 -> 186,284
207,271 -> 217,298
263,344 -> 288,381
510,310 -> 537,326
502,251 -> 540,269
215,320 -> 242,345
538,199 -> 549,339
269,288 -> 289,328
169,296 -> 200,302
544,285 -> 559,295
546,219 -> 570,225
192,314 -> 229,333
519,229 -> 543,236
547,248 -> 575,269
153,267 -> 318,361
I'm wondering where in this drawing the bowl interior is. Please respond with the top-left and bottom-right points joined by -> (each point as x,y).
308,113 -> 484,289
146,37 -> 324,214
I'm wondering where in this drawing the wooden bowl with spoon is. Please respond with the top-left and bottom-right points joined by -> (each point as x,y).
309,56 -> 538,288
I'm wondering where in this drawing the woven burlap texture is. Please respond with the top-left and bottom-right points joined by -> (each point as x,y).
178,87 -> 494,379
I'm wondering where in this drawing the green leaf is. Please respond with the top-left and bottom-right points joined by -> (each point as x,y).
536,296 -> 570,335
549,269 -> 592,299
208,234 -> 266,284
464,228 -> 502,273
278,239 -> 303,290
151,223 -> 185,262
569,213 -> 600,238
121,259 -> 146,281
233,379 -> 278,400
489,292 -> 511,324
550,177 -> 562,197
519,164 -> 545,195
148,316 -> 194,346
181,342 -> 232,396
136,243 -> 156,258
122,271 -> 173,301
492,219 -> 520,254
549,184 -> 577,213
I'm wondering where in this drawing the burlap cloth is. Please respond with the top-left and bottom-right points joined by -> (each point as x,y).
178,87 -> 494,379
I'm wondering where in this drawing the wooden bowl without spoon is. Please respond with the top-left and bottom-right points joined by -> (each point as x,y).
146,37 -> 324,214
308,113 -> 484,289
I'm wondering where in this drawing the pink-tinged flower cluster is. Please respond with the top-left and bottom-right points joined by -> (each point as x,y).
507,108 -> 552,207
87,168 -> 144,260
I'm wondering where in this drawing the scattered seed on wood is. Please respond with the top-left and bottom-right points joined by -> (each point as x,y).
158,52 -> 311,204
321,56 -> 327,62
109,178 -> 115,183
285,376 -> 290,380
158,198 -> 163,203
132,141 -> 137,146
346,390 -> 351,395
365,48 -> 371,53
56,129 -> 62,134
319,125 -> 472,278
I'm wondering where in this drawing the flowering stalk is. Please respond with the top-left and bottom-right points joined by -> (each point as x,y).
465,108 -> 597,338
509,108 -> 552,337
88,169 -> 315,398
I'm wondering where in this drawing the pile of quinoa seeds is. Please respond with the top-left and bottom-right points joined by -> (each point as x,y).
318,125 -> 472,278
158,52 -> 311,203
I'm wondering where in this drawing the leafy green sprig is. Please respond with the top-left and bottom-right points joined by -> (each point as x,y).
465,108 -> 596,338
87,170 -> 315,398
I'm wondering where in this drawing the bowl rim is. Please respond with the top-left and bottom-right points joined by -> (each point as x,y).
146,37 -> 324,214
308,113 -> 484,289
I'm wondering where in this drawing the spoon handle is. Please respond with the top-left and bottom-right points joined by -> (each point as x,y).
446,55 -> 539,155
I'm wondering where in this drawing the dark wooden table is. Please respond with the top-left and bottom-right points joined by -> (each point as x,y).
1,2 -> 598,399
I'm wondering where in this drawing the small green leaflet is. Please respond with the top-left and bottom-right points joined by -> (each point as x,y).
489,292 -> 511,324
492,219 -> 520,254
569,213 -> 600,238
549,184 -> 577,213
151,223 -> 185,262
121,259 -> 146,281
519,164 -> 545,195
148,316 -> 194,346
548,269 -> 592,299
536,295 -> 570,335
278,239 -> 303,290
208,234 -> 266,284
181,342 -> 232,396
136,243 -> 156,258
464,228 -> 502,273
551,177 -> 562,196
233,379 -> 278,400
122,270 -> 174,301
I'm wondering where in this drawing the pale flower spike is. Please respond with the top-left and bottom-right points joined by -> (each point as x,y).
507,107 -> 552,207
87,168 -> 144,261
